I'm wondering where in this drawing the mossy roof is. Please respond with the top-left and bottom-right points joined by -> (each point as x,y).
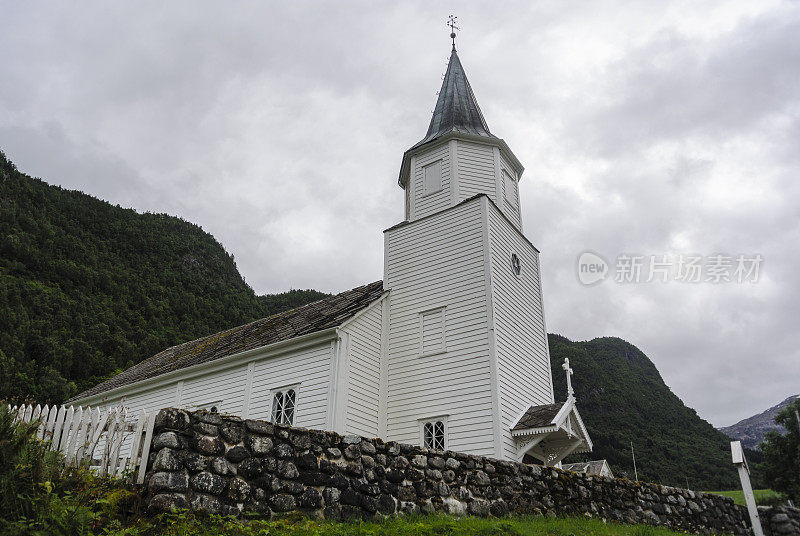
512,402 -> 565,430
72,280 -> 384,401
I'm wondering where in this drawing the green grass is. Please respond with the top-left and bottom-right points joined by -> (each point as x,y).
106,512 -> 713,536
705,489 -> 784,506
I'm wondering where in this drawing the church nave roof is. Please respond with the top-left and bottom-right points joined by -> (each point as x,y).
72,280 -> 385,401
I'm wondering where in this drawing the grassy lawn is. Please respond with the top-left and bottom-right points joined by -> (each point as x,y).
705,489 -> 784,506
107,512 -> 715,536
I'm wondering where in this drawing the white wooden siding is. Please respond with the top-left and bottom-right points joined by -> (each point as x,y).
88,341 -> 334,435
487,201 -> 553,460
248,342 -> 333,430
342,301 -> 383,438
181,364 -> 248,415
499,152 -> 522,230
457,141 -> 497,203
384,197 -> 496,456
412,143 -> 451,220
420,307 -> 445,355
114,384 -> 178,415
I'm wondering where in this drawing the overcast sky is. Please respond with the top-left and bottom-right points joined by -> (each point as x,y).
2,1 -> 798,427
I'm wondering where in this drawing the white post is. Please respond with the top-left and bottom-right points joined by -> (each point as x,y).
731,440 -> 764,536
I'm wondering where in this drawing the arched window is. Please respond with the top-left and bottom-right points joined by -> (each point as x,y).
423,419 -> 446,450
271,389 -> 296,425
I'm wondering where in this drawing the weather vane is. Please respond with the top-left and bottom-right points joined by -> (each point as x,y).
447,15 -> 460,49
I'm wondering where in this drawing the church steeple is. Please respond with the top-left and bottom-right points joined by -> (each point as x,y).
397,42 -> 525,231
415,49 -> 495,150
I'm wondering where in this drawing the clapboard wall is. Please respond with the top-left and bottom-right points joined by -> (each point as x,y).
86,340 -> 337,435
456,141 -> 496,203
341,299 -> 384,438
411,142 -> 452,220
384,196 -> 496,457
486,199 -> 554,460
407,139 -> 524,233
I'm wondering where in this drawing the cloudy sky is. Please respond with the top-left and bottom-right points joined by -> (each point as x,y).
2,1 -> 798,427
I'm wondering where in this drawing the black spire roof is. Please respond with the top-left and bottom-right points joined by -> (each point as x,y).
411,48 -> 495,150
398,47 -> 522,187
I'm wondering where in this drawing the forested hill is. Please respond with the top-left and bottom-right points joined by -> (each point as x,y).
0,151 -> 326,404
549,335 -> 743,490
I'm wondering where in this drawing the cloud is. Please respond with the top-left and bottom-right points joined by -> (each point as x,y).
1,0 -> 798,426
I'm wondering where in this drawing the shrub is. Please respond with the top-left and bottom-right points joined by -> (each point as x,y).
0,405 -> 140,535
0,404 -> 63,524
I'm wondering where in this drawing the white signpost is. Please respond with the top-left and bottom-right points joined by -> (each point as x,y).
731,440 -> 764,536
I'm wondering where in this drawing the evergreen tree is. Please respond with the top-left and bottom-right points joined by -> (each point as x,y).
759,398 -> 800,502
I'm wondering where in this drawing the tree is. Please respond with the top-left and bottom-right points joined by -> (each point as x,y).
759,398 -> 800,502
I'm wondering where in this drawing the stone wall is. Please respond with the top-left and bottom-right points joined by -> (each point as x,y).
145,408 -> 764,535
760,506 -> 800,536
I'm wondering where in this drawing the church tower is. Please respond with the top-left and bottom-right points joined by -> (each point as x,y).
383,41 -> 591,464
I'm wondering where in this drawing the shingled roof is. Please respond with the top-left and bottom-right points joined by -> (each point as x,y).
512,402 -> 565,431
562,460 -> 613,477
72,280 -> 385,401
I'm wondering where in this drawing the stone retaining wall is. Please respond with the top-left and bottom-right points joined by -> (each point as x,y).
144,408 -> 776,535
760,506 -> 800,535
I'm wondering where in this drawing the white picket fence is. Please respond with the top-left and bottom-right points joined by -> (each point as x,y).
9,403 -> 156,484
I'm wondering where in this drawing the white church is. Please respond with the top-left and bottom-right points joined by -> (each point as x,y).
72,43 -> 592,466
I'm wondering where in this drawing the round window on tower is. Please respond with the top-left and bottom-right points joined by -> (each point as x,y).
510,253 -> 521,277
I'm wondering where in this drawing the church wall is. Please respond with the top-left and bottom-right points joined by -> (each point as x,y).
79,342 -> 337,463
181,363 -> 249,416
456,141 -> 496,203
89,340 -> 337,455
487,200 -> 554,461
248,342 -> 333,430
342,300 -> 383,438
384,197 -> 496,457
412,142 -> 451,220
115,384 -> 180,415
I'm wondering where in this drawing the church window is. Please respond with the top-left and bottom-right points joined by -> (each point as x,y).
420,307 -> 446,355
422,418 -> 447,450
511,253 -> 522,276
503,170 -> 518,207
271,388 -> 296,426
423,160 -> 443,195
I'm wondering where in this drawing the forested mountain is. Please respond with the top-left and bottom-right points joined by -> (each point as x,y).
2,151 -> 748,491
550,335 -> 746,490
0,151 -> 326,404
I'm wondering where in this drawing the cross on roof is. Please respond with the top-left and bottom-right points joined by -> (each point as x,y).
562,358 -> 574,398
447,15 -> 460,49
